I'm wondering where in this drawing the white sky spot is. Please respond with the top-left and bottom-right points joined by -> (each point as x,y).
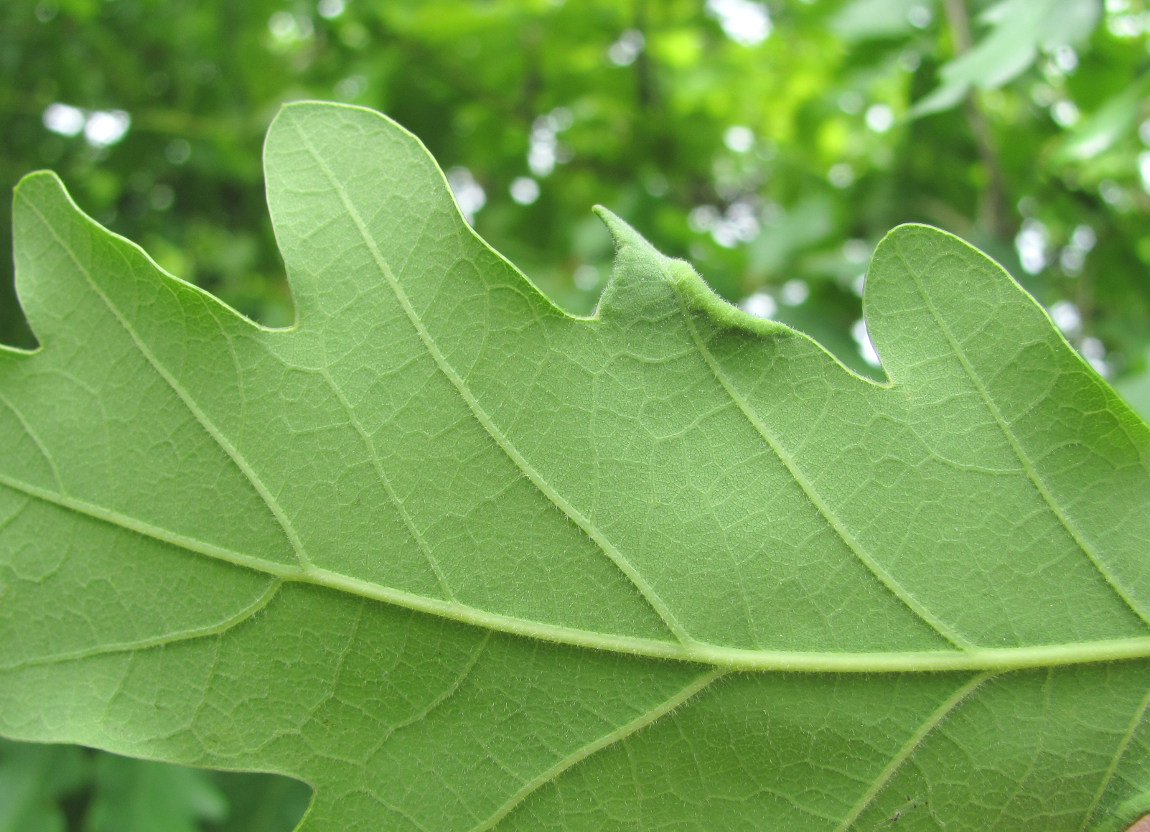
851,319 -> 881,367
1071,224 -> 1097,251
528,137 -> 555,176
84,110 -> 131,147
528,109 -> 571,177
740,292 -> 777,319
510,176 -> 540,205
907,4 -> 932,28
1043,57 -> 1064,84
1060,246 -> 1085,274
781,278 -> 809,306
550,107 -> 574,131
865,104 -> 894,133
1139,151 -> 1150,195
608,29 -> 645,66
689,205 -> 720,233
1139,118 -> 1150,146
711,199 -> 760,248
1061,223 -> 1097,275
706,0 -> 771,46
712,225 -> 739,248
838,91 -> 863,114
335,74 -> 367,99
317,0 -> 345,19
1048,299 -> 1082,336
829,162 -> 855,188
268,11 -> 297,39
898,50 -> 922,72
1052,45 -> 1078,73
843,239 -> 870,264
1030,83 -> 1056,107
724,125 -> 755,153
1099,179 -> 1124,205
1107,13 -> 1143,38
1051,100 -> 1080,127
42,102 -> 85,137
446,167 -> 486,225
1080,336 -> 1110,376
574,265 -> 599,290
1016,219 -> 1049,274
851,273 -> 867,297
267,11 -> 312,46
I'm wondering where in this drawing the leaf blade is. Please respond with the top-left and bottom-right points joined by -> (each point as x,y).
3,101 -> 1150,831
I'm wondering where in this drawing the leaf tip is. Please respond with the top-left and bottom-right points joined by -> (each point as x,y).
591,206 -> 789,339
592,205 -> 660,259
13,170 -> 67,207
591,206 -> 688,320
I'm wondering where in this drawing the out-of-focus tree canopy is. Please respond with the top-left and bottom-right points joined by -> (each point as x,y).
3,0 -> 1150,383
1,1 -> 1149,826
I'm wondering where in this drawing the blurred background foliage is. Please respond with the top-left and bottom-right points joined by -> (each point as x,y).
1,0 -> 1149,828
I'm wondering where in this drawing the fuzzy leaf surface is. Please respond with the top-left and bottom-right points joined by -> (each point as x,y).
2,102 -> 1150,831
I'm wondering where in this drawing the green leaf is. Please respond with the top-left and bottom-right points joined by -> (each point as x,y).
910,0 -> 1100,118
0,739 -> 90,832
829,0 -> 936,42
207,771 -> 311,832
3,101 -> 1150,830
86,754 -> 226,832
1052,83 -> 1149,165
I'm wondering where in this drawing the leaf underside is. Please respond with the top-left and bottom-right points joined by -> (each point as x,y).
2,101 -> 1150,831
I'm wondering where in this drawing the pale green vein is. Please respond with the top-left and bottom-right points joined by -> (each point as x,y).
0,499 -> 28,534
299,597 -> 365,729
5,469 -> 1150,673
18,187 -> 314,571
1,579 -> 282,671
0,388 -> 63,490
317,365 -> 456,601
466,668 -> 727,832
834,672 -> 992,831
669,276 -> 973,651
360,789 -> 436,832
366,631 -> 491,762
986,668 -> 1052,829
896,242 -> 1150,628
288,114 -> 691,646
1078,682 -> 1150,832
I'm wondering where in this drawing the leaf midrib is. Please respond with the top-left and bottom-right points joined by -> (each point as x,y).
10,158 -> 1150,674
3,470 -> 1150,673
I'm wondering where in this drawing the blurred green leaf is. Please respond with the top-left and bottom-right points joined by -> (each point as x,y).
86,756 -> 226,832
0,740 -> 90,832
830,0 -> 937,42
1053,82 -> 1147,163
910,0 -> 1101,117
206,772 -> 310,832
